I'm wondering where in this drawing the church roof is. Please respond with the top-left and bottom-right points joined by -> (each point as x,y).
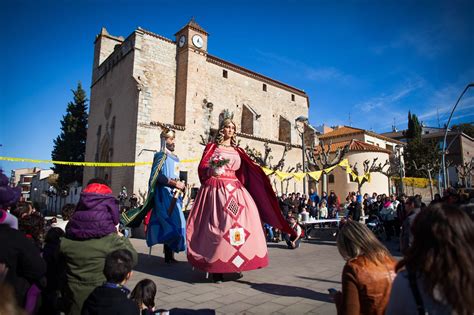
319,126 -> 404,145
315,139 -> 392,154
175,17 -> 208,35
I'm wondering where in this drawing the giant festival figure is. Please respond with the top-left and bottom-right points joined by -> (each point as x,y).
186,111 -> 294,282
144,127 -> 186,263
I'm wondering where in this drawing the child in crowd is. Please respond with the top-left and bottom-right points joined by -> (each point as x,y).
82,249 -> 140,315
284,216 -> 302,249
60,178 -> 138,315
130,279 -> 168,315
52,203 -> 75,231
18,212 -> 46,249
11,201 -> 34,219
319,200 -> 328,219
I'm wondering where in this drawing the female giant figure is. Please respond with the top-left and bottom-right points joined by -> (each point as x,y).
186,114 -> 294,282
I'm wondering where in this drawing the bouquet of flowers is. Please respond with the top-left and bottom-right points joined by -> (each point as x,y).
209,154 -> 230,176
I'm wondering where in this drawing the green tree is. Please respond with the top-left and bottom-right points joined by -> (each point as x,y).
404,111 -> 439,177
451,122 -> 474,138
51,82 -> 88,188
405,111 -> 422,140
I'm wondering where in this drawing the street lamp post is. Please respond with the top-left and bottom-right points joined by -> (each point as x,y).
395,145 -> 405,195
441,83 -> 474,190
295,116 -> 308,195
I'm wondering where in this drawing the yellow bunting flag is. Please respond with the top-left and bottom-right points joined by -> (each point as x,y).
275,171 -> 292,181
261,167 -> 274,176
338,159 -> 349,168
307,170 -> 323,181
293,172 -> 306,181
344,165 -> 353,174
324,164 -> 338,174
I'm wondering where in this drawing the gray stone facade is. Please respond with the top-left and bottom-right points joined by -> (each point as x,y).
84,20 -> 311,198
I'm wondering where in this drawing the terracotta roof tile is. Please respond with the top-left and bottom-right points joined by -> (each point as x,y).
315,139 -> 392,154
319,126 -> 363,139
319,126 -> 404,145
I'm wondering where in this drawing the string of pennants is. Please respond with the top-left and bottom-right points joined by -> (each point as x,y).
261,158 -> 371,184
0,156 -> 199,167
1,156 -> 371,184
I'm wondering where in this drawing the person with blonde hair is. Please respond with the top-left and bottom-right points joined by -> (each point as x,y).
332,220 -> 396,315
186,111 -> 294,283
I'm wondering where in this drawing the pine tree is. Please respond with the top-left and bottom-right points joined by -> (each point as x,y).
404,111 -> 438,177
406,111 -> 421,140
51,83 -> 88,188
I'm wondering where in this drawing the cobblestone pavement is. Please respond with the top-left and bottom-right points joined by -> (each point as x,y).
128,228 -> 401,314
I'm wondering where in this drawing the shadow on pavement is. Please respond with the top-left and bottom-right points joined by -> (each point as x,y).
236,280 -> 333,303
133,253 -> 209,284
297,276 -> 341,284
266,243 -> 290,249
303,239 -> 337,246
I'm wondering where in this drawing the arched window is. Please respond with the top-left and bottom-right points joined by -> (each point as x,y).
97,135 -> 112,184
279,116 -> 291,143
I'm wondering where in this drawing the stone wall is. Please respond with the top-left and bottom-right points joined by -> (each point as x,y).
86,26 -> 310,196
84,34 -> 138,193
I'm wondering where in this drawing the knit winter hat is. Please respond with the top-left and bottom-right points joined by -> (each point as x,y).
0,170 -> 21,208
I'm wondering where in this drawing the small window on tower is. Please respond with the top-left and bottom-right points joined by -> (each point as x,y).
263,84 -> 267,92
291,94 -> 295,101
223,70 -> 228,78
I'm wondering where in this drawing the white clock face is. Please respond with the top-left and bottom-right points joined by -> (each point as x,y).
178,35 -> 186,47
192,35 -> 203,48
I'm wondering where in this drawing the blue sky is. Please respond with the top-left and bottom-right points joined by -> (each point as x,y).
1,0 -> 473,174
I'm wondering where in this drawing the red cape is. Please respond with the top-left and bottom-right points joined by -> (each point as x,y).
198,143 -> 295,237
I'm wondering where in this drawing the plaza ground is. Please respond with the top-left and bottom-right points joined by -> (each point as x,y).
128,229 -> 401,314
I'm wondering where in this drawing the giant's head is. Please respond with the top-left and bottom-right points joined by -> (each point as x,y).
215,111 -> 237,146
160,126 -> 176,152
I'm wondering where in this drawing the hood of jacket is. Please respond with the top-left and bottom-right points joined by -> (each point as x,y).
66,192 -> 119,240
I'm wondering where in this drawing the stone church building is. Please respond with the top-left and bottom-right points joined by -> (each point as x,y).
84,19 -> 311,198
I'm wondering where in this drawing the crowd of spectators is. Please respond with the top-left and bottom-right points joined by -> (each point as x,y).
2,165 -> 474,314
271,185 -> 474,314
0,171 -> 167,315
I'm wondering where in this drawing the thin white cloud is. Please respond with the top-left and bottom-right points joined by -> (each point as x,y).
371,25 -> 446,59
419,89 -> 474,122
357,79 -> 425,112
305,67 -> 354,84
255,50 -> 357,85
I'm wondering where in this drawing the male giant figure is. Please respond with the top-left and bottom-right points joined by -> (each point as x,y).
144,127 -> 186,263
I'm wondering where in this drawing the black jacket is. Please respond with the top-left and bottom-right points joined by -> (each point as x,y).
81,285 -> 139,315
347,202 -> 362,222
0,224 -> 47,306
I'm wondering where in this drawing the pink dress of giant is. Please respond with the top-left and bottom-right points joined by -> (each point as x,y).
187,146 -> 269,273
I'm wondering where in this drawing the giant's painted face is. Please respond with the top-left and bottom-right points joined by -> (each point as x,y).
222,121 -> 236,139
165,136 -> 176,152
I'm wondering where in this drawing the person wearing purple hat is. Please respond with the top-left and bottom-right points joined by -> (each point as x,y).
0,170 -> 21,211
0,170 -> 47,309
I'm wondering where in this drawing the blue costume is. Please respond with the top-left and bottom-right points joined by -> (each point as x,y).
145,151 -> 186,252
145,151 -> 186,253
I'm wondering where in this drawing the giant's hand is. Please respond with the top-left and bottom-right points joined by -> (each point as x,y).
168,179 -> 186,191
175,181 -> 185,191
